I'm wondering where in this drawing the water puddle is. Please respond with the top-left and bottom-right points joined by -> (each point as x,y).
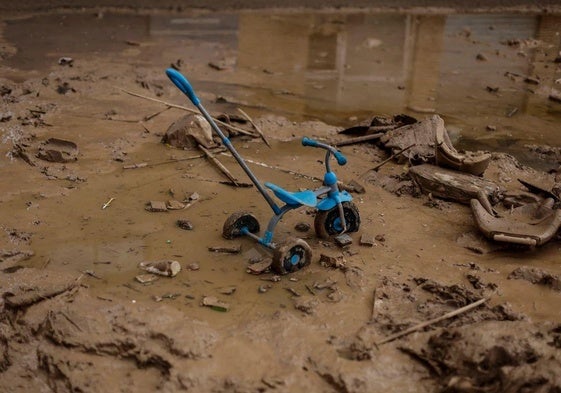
3,10 -> 560,163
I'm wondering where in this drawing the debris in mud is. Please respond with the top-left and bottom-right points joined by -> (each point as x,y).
146,201 -> 167,212
293,295 -> 318,315
57,57 -> 74,66
471,192 -> 561,247
319,253 -> 346,269
138,260 -> 181,277
162,114 -> 215,149
166,200 -> 185,210
36,138 -> 79,163
176,219 -> 194,230
508,266 -> 561,292
208,245 -> 241,254
435,116 -> 491,176
208,58 -> 235,71
218,286 -> 236,295
56,82 -> 76,95
339,113 -> 417,137
135,274 -> 159,284
359,234 -> 375,247
334,233 -> 353,248
201,296 -> 229,312
187,262 -> 200,271
365,170 -> 418,197
246,258 -> 272,275
244,247 -> 263,263
399,320 -> 561,393
409,164 -> 502,204
455,231 -> 505,254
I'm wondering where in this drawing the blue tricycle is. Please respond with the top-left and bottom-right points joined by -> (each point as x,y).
166,68 -> 360,274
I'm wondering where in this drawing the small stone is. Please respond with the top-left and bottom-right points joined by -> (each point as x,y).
476,53 -> 487,61
218,286 -> 237,295
187,262 -> 200,271
486,125 -> 496,131
258,284 -> 271,293
177,219 -> 193,230
294,222 -> 311,232
359,234 -> 375,247
375,234 -> 386,242
147,201 -> 167,212
201,296 -> 229,312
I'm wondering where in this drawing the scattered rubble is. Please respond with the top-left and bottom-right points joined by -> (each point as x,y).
138,260 -> 181,277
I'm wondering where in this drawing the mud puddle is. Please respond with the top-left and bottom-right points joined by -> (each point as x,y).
1,6 -> 561,392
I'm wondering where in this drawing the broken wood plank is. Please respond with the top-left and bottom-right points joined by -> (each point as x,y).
408,164 -> 503,204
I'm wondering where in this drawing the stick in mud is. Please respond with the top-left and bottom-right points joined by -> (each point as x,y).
334,132 -> 385,147
122,154 -> 205,169
375,293 -> 492,346
198,144 -> 240,187
120,88 -> 256,137
237,107 -> 272,148
360,144 -> 415,178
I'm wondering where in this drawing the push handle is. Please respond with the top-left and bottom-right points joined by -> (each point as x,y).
302,137 -> 347,166
301,137 -> 320,148
165,68 -> 200,106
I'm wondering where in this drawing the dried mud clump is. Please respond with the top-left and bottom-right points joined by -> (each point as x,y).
399,321 -> 561,393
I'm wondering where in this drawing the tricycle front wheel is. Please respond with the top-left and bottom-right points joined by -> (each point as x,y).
314,201 -> 360,239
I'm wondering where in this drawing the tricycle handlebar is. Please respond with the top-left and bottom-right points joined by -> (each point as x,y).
302,137 -> 347,166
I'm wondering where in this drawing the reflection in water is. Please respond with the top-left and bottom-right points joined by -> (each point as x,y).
3,10 -> 561,155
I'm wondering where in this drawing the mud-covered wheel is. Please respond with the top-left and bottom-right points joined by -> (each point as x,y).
222,211 -> 260,239
314,201 -> 361,239
272,238 -> 312,275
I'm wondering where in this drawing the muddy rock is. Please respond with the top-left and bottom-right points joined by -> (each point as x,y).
162,114 -> 215,149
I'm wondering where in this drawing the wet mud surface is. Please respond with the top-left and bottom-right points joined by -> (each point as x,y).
1,5 -> 561,392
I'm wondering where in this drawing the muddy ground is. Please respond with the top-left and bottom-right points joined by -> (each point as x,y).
1,4 -> 561,393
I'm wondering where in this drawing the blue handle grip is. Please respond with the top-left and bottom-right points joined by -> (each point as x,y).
165,68 -> 200,106
302,137 -> 319,147
334,151 -> 347,166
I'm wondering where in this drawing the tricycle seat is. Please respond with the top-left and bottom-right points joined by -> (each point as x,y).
265,182 -> 318,207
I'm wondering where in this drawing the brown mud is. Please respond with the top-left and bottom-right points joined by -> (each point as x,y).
1,4 -> 561,392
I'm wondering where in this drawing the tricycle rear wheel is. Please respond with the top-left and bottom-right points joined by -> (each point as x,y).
223,211 -> 260,239
272,238 -> 312,275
